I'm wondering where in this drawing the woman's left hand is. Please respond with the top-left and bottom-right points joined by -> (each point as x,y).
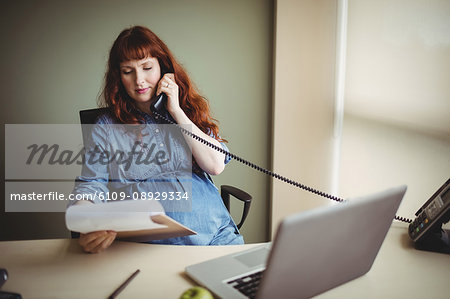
157,73 -> 226,175
158,73 -> 180,115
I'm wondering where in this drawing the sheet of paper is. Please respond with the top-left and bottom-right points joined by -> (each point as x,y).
65,200 -> 167,233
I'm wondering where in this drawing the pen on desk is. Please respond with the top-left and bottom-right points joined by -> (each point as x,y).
108,269 -> 140,299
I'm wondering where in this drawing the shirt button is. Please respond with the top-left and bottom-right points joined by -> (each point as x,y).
155,129 -> 160,133
160,143 -> 164,147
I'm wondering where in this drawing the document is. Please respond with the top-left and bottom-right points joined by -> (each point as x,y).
65,200 -> 196,242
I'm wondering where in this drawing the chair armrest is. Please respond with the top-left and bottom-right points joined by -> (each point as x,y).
221,185 -> 252,229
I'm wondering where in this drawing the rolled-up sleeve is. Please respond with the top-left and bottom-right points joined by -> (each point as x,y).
219,141 -> 232,165
207,128 -> 232,166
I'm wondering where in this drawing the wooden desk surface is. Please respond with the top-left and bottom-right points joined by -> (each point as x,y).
0,223 -> 449,299
317,223 -> 450,299
0,238 -> 260,299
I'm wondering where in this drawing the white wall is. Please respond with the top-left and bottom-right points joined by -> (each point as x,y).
341,0 -> 450,224
340,115 -> 450,225
344,0 -> 450,136
272,0 -> 338,236
272,0 -> 450,237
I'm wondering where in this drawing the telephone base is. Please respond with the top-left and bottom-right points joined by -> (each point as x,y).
414,228 -> 450,254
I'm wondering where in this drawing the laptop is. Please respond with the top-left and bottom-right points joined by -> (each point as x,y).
185,185 -> 407,299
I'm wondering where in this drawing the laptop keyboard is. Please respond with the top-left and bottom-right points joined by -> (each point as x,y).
227,270 -> 265,298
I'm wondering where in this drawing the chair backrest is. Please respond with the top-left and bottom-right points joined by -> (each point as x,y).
79,107 -> 110,124
71,108 -> 110,239
79,108 -> 109,144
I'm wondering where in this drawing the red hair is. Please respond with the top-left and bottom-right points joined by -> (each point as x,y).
99,26 -> 223,140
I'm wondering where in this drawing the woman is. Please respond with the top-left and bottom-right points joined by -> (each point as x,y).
73,26 -> 243,253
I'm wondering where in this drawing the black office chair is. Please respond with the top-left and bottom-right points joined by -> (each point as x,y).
78,108 -> 252,229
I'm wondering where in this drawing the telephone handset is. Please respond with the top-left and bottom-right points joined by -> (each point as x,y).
151,66 -> 170,112
150,89 -> 413,224
151,92 -> 167,112
408,179 -> 450,254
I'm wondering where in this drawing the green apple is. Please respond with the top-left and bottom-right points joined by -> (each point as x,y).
180,286 -> 214,299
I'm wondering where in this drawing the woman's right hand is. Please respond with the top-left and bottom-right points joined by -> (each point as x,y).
78,230 -> 117,254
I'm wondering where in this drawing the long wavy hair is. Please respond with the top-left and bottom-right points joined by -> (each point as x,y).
99,26 -> 223,140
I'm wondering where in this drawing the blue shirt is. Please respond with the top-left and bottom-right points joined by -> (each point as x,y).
72,110 -> 243,245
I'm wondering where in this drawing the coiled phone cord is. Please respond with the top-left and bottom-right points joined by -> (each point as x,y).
153,110 -> 412,224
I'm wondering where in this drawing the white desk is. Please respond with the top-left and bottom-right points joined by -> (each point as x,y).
0,223 -> 449,299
